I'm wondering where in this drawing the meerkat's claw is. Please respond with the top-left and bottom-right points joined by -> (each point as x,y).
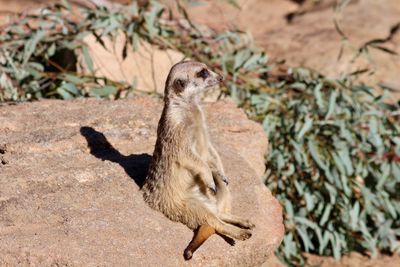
208,185 -> 217,195
238,229 -> 252,241
222,176 -> 229,186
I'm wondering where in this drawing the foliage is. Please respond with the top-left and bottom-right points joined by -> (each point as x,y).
249,70 -> 400,265
0,0 -> 171,101
1,1 -> 399,265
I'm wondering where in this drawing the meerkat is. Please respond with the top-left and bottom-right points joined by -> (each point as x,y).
142,61 -> 255,260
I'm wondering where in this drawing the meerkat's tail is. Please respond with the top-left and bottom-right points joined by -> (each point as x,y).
184,224 -> 215,260
184,224 -> 236,260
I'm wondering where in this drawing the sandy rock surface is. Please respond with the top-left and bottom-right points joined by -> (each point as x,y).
0,97 -> 283,266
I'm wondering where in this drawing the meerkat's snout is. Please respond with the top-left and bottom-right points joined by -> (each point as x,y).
206,72 -> 223,88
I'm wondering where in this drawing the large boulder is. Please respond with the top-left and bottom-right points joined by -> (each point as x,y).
0,97 -> 284,266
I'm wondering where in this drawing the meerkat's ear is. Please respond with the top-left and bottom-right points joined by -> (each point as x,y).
173,78 -> 186,94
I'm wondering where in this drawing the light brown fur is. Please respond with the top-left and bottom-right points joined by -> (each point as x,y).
142,61 -> 254,259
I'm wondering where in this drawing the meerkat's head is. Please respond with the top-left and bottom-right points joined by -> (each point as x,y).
164,61 -> 223,102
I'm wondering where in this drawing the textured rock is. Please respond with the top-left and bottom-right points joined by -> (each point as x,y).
80,34 -> 185,95
0,97 -> 283,266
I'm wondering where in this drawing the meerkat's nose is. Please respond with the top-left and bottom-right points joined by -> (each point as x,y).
217,74 -> 224,82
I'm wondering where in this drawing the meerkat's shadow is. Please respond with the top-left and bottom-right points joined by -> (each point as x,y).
80,126 -> 151,188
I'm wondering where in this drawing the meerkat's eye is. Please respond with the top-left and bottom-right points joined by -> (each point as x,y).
196,68 -> 210,79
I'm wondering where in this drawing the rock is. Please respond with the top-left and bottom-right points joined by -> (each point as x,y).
0,97 -> 284,266
79,34 -> 185,95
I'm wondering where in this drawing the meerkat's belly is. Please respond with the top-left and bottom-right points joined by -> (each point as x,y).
190,127 -> 209,160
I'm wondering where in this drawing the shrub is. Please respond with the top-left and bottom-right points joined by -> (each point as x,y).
0,1 -> 170,101
246,68 -> 400,265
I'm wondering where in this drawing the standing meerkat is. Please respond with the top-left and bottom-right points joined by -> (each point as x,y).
142,61 -> 255,260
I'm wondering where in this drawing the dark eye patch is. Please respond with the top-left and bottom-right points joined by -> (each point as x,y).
196,68 -> 210,79
173,78 -> 186,93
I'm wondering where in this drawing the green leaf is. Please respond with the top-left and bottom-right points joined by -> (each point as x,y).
144,7 -> 158,38
284,199 -> 294,220
331,232 -> 343,260
294,216 -> 318,230
297,227 -> 314,252
61,82 -> 80,96
308,140 -> 327,170
332,152 -> 346,175
392,162 -> 400,181
319,204 -> 332,226
305,192 -> 315,211
294,180 -> 305,196
338,147 -> 354,176
57,87 -> 73,99
82,45 -> 94,73
89,85 -> 117,97
297,117 -> 313,140
314,82 -> 325,110
324,182 -> 337,204
243,53 -> 264,70
350,201 -> 360,229
325,90 -> 337,119
320,231 -> 332,254
23,30 -> 45,65
290,82 -> 307,90
47,43 -> 56,57
233,49 -> 250,71
62,74 -> 88,84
